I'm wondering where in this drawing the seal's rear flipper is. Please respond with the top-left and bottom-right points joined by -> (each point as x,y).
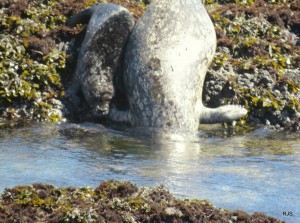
200,105 -> 247,124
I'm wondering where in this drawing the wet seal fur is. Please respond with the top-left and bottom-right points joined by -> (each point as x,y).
66,4 -> 134,118
67,1 -> 247,133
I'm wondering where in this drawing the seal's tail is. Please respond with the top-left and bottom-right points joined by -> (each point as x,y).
200,105 -> 247,124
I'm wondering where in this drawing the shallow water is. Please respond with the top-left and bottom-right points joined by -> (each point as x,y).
0,122 -> 299,222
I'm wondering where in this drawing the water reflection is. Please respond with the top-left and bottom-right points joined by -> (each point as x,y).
0,122 -> 299,222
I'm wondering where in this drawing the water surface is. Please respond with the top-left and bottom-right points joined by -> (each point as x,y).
0,122 -> 299,222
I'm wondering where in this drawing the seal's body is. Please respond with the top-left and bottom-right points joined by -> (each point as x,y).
67,1 -> 247,134
124,0 -> 217,132
67,4 -> 134,118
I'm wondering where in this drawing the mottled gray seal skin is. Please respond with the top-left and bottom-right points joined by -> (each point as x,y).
67,4 -> 134,118
67,1 -> 247,134
123,0 -> 247,133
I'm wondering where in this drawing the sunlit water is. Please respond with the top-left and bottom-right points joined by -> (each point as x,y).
0,122 -> 299,222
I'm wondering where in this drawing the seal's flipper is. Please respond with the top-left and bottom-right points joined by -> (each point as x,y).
67,4 -> 134,118
200,105 -> 247,124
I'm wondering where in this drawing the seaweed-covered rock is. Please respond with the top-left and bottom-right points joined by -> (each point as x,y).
204,0 -> 300,130
0,0 -> 299,131
0,0 -> 146,125
0,180 -> 285,222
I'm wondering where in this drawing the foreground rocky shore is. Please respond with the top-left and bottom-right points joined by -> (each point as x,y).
0,180 -> 284,223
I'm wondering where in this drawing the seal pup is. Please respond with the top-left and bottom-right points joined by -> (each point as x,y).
67,4 -> 134,118
123,0 -> 247,133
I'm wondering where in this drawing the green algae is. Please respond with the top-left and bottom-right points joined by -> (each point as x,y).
0,180 -> 284,222
205,0 -> 300,128
0,0 -> 146,125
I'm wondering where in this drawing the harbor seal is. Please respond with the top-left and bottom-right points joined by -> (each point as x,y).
67,1 -> 247,133
122,0 -> 247,132
67,4 -> 134,118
